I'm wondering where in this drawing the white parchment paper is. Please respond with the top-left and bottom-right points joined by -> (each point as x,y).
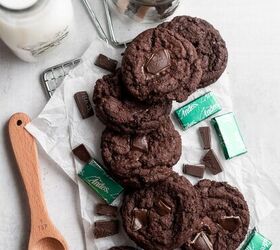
26,38 -> 280,250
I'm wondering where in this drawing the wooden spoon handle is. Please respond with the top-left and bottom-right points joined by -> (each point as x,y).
9,113 -> 49,224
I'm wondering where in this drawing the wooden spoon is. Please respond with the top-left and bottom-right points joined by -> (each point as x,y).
9,113 -> 68,250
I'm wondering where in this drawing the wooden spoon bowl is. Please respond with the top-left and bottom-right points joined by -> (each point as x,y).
33,237 -> 65,250
9,113 -> 68,250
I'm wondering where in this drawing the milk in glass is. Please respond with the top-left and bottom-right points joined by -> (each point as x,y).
0,0 -> 73,62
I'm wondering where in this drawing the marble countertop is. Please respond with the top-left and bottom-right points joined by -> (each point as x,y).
0,0 -> 280,249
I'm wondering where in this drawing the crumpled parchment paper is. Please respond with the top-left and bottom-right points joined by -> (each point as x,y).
26,38 -> 280,250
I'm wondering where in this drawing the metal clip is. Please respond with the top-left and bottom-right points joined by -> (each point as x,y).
82,0 -> 131,48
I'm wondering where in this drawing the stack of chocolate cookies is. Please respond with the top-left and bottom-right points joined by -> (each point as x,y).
93,16 -> 249,250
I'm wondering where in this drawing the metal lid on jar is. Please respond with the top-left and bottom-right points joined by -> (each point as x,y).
0,0 -> 38,11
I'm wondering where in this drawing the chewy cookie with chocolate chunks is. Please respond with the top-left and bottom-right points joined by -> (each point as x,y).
121,27 -> 202,103
121,173 -> 201,250
93,69 -> 172,134
159,16 -> 228,88
101,118 -> 181,188
183,179 -> 250,250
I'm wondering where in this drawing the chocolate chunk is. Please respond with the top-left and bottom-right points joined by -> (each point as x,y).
74,91 -> 94,119
95,203 -> 118,217
191,231 -> 213,250
155,199 -> 172,216
199,126 -> 211,149
183,164 -> 205,178
201,216 -> 217,235
219,216 -> 241,232
94,220 -> 119,238
202,150 -> 223,175
95,54 -> 118,73
72,144 -> 92,163
132,208 -> 148,231
131,135 -> 148,152
145,49 -> 170,75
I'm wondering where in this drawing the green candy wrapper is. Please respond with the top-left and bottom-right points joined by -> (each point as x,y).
175,92 -> 222,130
78,159 -> 124,204
241,228 -> 272,250
211,112 -> 247,159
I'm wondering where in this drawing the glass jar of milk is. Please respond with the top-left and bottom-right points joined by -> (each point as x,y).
0,0 -> 73,62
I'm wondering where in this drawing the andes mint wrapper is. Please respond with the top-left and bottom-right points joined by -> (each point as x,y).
175,92 -> 222,130
211,112 -> 247,159
241,228 -> 272,250
78,159 -> 124,204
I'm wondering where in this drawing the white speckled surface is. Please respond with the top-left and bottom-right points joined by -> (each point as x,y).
0,0 -> 280,249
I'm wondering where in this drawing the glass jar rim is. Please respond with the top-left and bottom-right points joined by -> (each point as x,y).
0,0 -> 43,13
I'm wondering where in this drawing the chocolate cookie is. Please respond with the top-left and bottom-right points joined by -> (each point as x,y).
183,180 -> 250,250
122,27 -> 202,103
121,173 -> 201,250
159,16 -> 228,87
93,69 -> 172,134
101,118 -> 181,187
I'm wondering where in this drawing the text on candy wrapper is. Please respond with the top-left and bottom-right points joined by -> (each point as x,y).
88,177 -> 109,193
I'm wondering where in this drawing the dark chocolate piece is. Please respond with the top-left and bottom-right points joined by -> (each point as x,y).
145,49 -> 170,75
74,91 -> 94,119
201,216 -> 217,235
199,126 -> 211,149
94,220 -> 119,238
155,199 -> 172,216
219,216 -> 241,232
72,144 -> 92,163
95,54 -> 118,73
191,231 -> 213,250
183,164 -> 205,178
95,203 -> 118,217
131,135 -> 148,152
202,150 -> 223,175
132,208 -> 148,231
